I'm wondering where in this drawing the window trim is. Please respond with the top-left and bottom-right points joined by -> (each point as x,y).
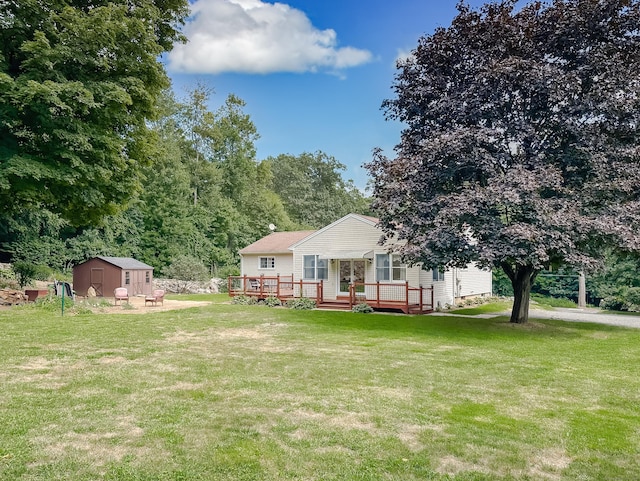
259,256 -> 276,270
432,268 -> 445,282
303,255 -> 328,281
375,253 -> 406,282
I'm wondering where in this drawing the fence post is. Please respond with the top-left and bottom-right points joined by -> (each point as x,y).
376,281 -> 380,308
299,279 -> 303,298
319,279 -> 323,304
419,285 -> 423,313
260,274 -> 264,297
243,275 -> 248,294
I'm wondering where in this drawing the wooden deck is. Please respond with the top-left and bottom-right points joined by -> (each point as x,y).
228,276 -> 434,314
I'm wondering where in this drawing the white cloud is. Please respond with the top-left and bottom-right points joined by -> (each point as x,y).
167,0 -> 373,74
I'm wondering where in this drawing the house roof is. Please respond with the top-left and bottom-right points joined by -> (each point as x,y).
95,256 -> 154,270
238,231 -> 316,255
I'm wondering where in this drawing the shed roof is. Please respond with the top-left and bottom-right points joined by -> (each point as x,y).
95,256 -> 154,270
239,231 -> 316,255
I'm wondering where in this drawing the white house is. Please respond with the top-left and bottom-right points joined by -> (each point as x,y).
235,213 -> 492,312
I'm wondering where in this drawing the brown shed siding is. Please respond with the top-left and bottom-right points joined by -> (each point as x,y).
73,258 -> 154,297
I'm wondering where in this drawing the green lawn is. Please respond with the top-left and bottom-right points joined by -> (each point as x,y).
1,301 -> 639,480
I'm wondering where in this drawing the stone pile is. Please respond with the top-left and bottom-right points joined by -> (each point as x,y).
154,278 -> 222,294
0,289 -> 28,305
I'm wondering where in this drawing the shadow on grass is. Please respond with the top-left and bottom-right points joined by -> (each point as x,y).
273,307 -> 609,342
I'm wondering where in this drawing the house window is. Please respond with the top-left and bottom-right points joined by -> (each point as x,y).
125,271 -> 130,285
259,257 -> 275,269
145,271 -> 150,284
303,255 -> 328,280
432,268 -> 445,282
376,254 -> 406,282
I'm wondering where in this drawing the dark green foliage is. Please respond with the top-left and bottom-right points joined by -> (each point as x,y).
600,287 -> 640,312
0,0 -> 188,225
12,261 -> 38,287
266,152 -> 371,229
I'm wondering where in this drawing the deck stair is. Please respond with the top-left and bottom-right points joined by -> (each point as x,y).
317,300 -> 352,311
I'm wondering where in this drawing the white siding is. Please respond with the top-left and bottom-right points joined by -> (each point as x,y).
452,265 -> 492,299
292,215 -> 419,300
240,254 -> 294,278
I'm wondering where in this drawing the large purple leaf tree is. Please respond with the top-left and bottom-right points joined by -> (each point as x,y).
366,0 -> 640,323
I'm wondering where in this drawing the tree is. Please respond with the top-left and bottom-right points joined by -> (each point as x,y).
0,0 -> 188,225
267,151 -> 371,229
366,0 -> 640,323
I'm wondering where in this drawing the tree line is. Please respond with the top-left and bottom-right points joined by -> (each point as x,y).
0,86 -> 371,279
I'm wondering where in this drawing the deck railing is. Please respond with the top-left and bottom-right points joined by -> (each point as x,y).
228,275 -> 323,304
349,281 -> 434,314
228,276 -> 433,313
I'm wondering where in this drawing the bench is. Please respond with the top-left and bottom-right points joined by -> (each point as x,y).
145,289 -> 165,307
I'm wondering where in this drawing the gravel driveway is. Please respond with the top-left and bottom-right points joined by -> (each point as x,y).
434,307 -> 640,329
525,307 -> 640,329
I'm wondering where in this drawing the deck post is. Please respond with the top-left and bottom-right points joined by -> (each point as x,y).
299,279 -> 303,298
276,275 -> 280,297
260,274 -> 264,297
405,281 -> 409,313
431,287 -> 434,311
349,284 -> 354,309
243,275 -> 248,294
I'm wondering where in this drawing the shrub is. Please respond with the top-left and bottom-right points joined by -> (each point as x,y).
263,296 -> 282,307
12,261 -> 38,287
286,297 -> 316,310
231,295 -> 257,305
600,296 -> 625,311
163,256 -> 209,282
624,287 -> 640,306
352,302 -> 373,313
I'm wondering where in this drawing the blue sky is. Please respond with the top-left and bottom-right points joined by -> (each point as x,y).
167,0 -> 489,190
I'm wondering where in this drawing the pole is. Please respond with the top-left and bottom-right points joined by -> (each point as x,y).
578,271 -> 586,308
61,282 -> 65,316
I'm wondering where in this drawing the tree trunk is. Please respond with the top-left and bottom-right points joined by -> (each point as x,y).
501,263 -> 538,324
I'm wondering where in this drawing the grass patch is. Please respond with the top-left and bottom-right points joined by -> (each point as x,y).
449,300 -> 512,316
165,293 -> 230,303
1,303 -> 639,480
531,294 -> 577,309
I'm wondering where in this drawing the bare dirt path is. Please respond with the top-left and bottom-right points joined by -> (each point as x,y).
87,295 -> 212,314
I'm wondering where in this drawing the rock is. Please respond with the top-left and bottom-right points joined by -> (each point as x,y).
0,289 -> 28,305
87,286 -> 96,297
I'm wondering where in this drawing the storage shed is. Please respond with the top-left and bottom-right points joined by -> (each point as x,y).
73,256 -> 154,297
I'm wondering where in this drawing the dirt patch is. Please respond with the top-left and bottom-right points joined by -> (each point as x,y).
81,295 -> 211,315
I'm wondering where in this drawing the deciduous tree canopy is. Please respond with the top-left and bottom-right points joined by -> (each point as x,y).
0,0 -> 188,225
366,0 -> 640,323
